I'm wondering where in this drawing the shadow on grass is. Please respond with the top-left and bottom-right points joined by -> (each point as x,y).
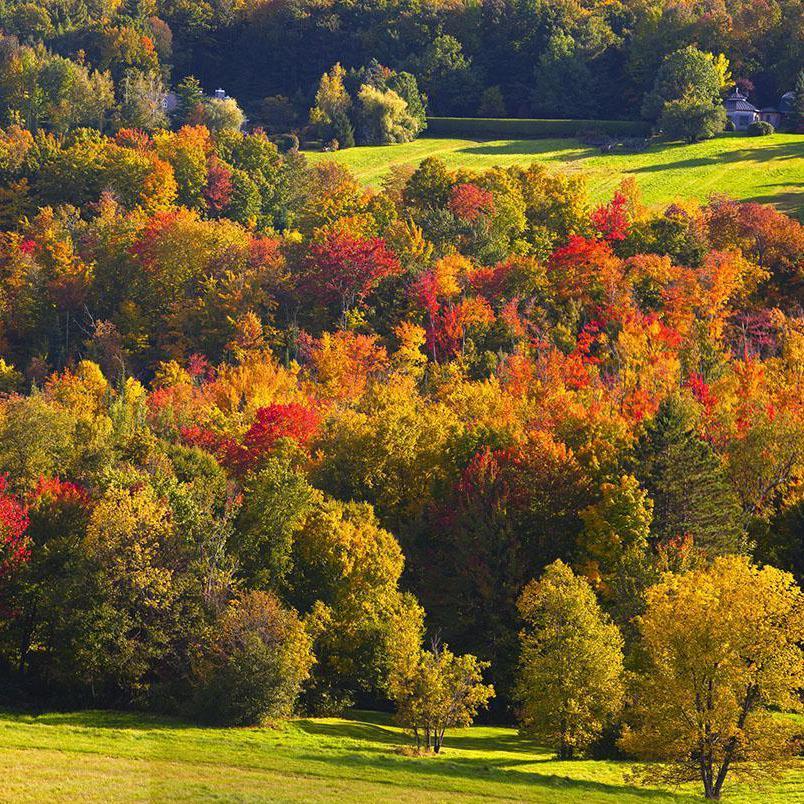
747,195 -> 804,220
0,708 -> 708,800
3,709 -> 202,731
294,718 -> 402,746
629,141 -> 804,173
293,715 -> 697,801
298,710 -> 547,754
458,139 -> 595,159
293,749 -> 696,802
435,731 -> 549,756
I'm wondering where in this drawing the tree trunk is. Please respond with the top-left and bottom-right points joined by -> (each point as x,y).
700,763 -> 717,801
17,604 -> 36,678
703,773 -> 719,801
710,683 -> 759,799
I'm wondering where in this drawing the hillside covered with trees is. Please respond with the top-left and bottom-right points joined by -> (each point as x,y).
0,3 -> 803,802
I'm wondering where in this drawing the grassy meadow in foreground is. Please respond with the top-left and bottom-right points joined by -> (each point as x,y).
0,709 -> 801,803
307,133 -> 804,218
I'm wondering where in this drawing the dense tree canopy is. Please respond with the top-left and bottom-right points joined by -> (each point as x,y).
0,7 -> 801,787
0,0 -> 798,129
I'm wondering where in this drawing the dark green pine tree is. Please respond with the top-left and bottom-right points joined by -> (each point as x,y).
634,396 -> 745,556
793,69 -> 804,132
174,75 -> 204,126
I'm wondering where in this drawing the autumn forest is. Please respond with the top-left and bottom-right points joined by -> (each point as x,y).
0,2 -> 802,802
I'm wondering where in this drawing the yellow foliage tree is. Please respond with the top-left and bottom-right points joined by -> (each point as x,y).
389,640 -> 494,753
620,555 -> 804,800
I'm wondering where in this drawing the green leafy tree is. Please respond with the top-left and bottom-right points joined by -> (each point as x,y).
191,590 -> 314,725
404,156 -> 452,210
532,32 -> 598,119
751,499 -> 804,585
0,477 -> 91,681
516,560 -> 625,759
477,86 -> 506,117
642,46 -> 724,124
203,96 -> 245,132
260,95 -> 298,133
356,84 -> 419,145
234,456 -> 315,591
386,71 -> 426,133
0,395 -> 75,489
174,75 -> 204,126
578,474 -> 656,630
78,480 -> 201,700
660,90 -> 726,143
309,63 -> 354,147
792,69 -> 804,131
289,495 -> 422,712
408,34 -> 479,116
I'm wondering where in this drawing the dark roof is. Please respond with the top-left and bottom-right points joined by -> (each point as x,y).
780,92 -> 795,114
724,90 -> 759,113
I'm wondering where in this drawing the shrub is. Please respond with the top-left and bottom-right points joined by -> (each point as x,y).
724,118 -> 736,131
621,137 -> 650,153
427,117 -> 651,139
276,133 -> 300,152
192,591 -> 314,726
747,120 -> 774,136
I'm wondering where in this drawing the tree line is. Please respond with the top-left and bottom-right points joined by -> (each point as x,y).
0,0 -> 801,135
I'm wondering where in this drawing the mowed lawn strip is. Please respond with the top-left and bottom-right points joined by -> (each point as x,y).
0,710 -> 801,803
306,134 -> 804,218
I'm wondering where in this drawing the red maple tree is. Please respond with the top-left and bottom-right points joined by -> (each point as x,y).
0,476 -> 30,578
303,233 -> 402,312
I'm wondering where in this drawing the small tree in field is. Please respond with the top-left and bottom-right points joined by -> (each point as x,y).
660,90 -> 727,143
389,641 -> 494,753
515,560 -> 625,759
620,555 -> 804,800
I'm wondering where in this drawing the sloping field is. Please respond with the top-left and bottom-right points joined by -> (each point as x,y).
307,133 -> 804,218
0,709 -> 801,802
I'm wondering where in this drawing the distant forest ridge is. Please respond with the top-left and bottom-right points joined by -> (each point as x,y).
2,0 -> 800,120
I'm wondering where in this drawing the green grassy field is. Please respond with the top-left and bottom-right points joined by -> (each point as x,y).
306,133 -> 804,218
0,709 -> 801,802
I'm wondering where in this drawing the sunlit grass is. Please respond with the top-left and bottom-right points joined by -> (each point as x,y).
306,133 -> 804,218
0,709 -> 801,802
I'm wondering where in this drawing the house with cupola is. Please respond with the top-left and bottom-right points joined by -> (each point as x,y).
724,87 -> 798,131
724,88 -> 759,130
